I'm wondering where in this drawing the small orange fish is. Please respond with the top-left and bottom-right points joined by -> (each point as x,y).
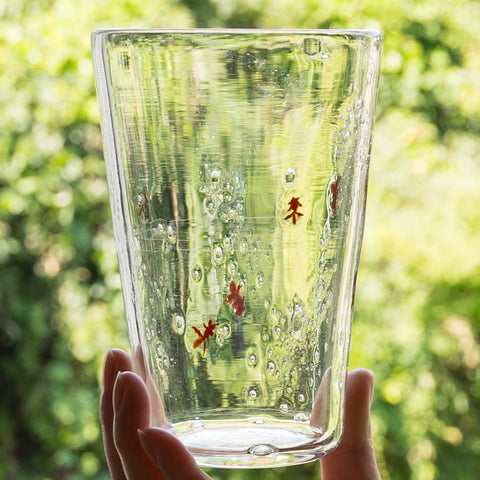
330,177 -> 340,212
192,319 -> 216,356
137,191 -> 150,219
284,196 -> 304,225
225,280 -> 246,316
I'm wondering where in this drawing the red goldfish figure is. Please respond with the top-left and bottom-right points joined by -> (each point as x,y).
137,191 -> 150,219
225,281 -> 246,316
192,319 -> 216,356
284,196 -> 304,225
329,176 -> 340,212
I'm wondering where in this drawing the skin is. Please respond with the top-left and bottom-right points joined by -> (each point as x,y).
100,348 -> 381,480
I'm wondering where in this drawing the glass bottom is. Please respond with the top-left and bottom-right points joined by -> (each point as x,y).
173,417 -> 339,468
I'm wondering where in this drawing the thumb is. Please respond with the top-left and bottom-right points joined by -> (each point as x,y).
138,428 -> 211,480
320,369 -> 381,480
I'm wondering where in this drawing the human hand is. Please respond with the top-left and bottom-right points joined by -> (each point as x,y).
100,348 -> 381,479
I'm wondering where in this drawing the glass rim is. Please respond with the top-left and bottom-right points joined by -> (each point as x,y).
92,27 -> 382,38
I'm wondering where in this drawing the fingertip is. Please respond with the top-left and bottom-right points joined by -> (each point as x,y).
102,348 -> 133,390
102,349 -> 116,389
110,348 -> 134,372
113,371 -> 150,422
320,368 -> 381,480
138,427 -> 210,480
348,368 -> 375,406
111,372 -> 161,479
331,368 -> 375,456
100,350 -> 133,480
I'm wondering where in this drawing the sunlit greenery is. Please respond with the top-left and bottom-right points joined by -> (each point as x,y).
1,1 -> 479,479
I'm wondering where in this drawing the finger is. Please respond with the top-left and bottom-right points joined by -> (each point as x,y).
138,428 -> 211,480
338,368 -> 375,449
100,349 -> 133,480
133,345 -> 167,426
132,344 -> 148,381
113,371 -> 164,480
310,367 -> 332,429
320,368 -> 381,480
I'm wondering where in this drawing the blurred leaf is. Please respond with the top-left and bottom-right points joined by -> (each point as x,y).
1,0 -> 479,479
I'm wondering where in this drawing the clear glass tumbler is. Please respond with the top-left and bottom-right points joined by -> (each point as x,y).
92,28 -> 382,468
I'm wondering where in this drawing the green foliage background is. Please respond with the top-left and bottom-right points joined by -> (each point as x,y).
1,1 -> 479,479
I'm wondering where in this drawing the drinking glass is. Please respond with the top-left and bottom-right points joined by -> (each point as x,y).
92,28 -> 382,468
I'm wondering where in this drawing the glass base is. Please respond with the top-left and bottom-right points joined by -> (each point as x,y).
173,417 -> 339,468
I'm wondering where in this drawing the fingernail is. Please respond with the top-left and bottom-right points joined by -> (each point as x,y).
113,371 -> 127,414
103,349 -> 117,388
367,370 -> 375,406
104,348 -> 115,367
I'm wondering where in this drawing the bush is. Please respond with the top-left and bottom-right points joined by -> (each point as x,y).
1,1 -> 479,478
